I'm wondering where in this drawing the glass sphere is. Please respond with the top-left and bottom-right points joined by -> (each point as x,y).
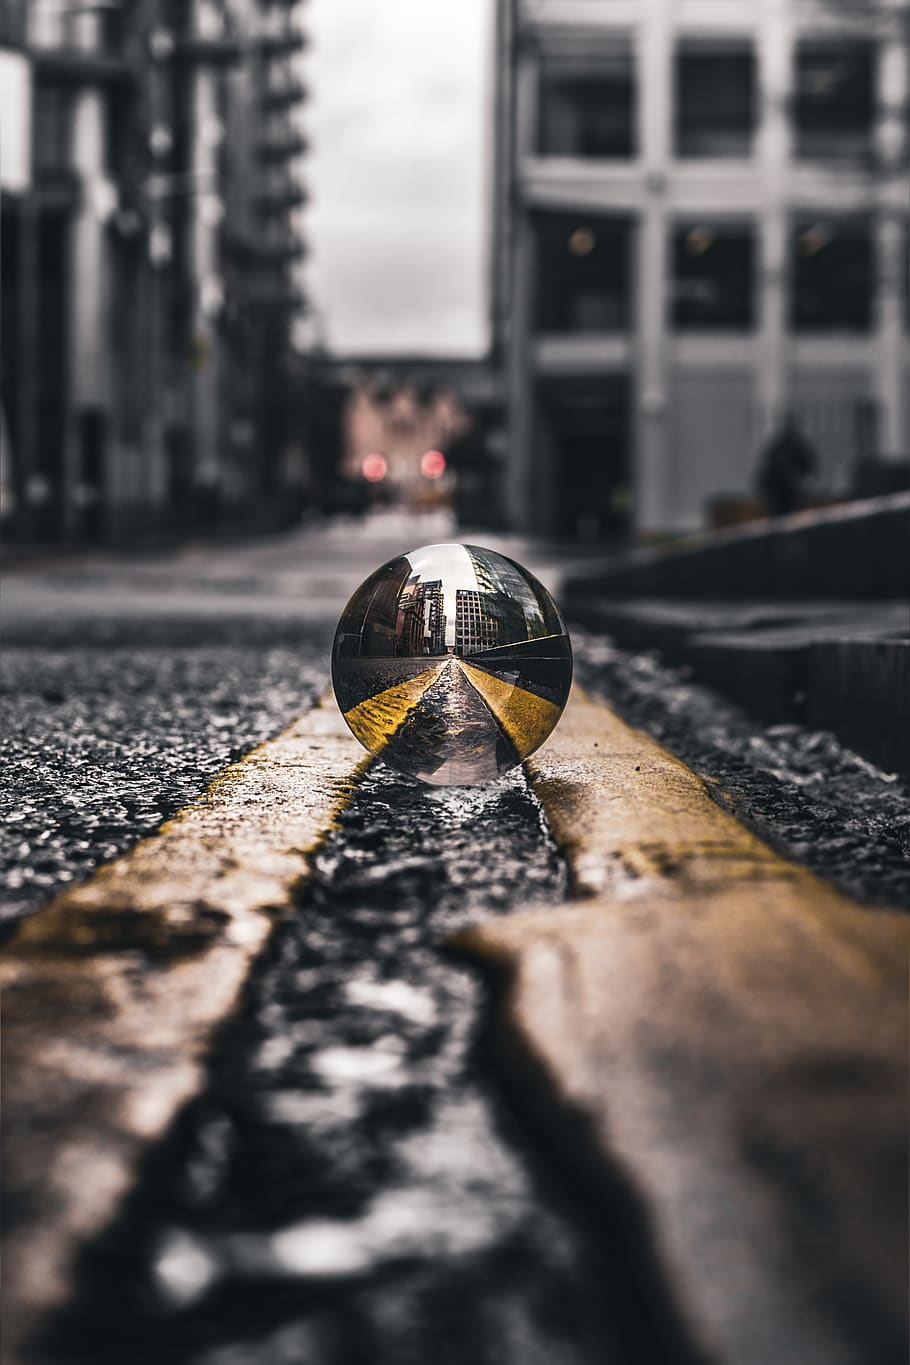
332,543 -> 572,785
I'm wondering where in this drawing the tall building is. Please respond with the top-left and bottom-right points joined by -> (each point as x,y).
399,576 -> 447,655
421,579 -> 448,655
221,0 -> 308,515
492,0 -> 909,539
0,0 -> 308,544
455,588 -> 502,655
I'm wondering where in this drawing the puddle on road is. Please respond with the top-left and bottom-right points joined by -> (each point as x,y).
44,763 -> 627,1365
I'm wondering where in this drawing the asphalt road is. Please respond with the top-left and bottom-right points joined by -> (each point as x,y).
4,518 -> 629,1365
5,516 -> 906,923
0,516 -> 421,924
1,514 -> 576,925
3,514 -> 908,1365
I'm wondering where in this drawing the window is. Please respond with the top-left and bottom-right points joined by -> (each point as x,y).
534,213 -> 632,332
98,5 -> 126,54
794,43 -> 875,161
791,220 -> 873,332
105,87 -> 133,176
675,43 -> 756,157
671,223 -> 755,330
538,49 -> 635,158
0,0 -> 27,44
539,376 -> 631,541
34,87 -> 73,172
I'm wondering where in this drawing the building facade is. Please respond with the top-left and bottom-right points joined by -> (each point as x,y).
455,588 -> 503,654
399,576 -> 447,656
0,0 -> 308,543
321,356 -> 505,523
493,0 -> 909,539
337,363 -> 473,504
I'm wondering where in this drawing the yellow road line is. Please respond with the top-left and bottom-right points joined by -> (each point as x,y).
458,659 -> 562,758
525,682 -> 816,900
454,684 -> 909,1365
341,661 -> 446,757
1,693 -> 367,1361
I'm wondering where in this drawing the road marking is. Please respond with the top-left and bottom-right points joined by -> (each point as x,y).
1,693 -> 367,1361
458,660 -> 562,757
340,661 -> 446,757
453,684 -> 909,1365
523,683 -> 817,900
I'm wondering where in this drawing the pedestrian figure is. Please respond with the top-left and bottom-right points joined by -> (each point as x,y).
755,412 -> 818,517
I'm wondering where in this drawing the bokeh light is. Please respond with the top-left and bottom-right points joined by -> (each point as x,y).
420,450 -> 447,480
361,453 -> 388,482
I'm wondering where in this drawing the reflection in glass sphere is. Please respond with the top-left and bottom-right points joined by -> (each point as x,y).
332,543 -> 572,785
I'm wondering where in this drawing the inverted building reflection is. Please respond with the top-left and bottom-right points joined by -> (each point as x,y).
332,544 -> 572,785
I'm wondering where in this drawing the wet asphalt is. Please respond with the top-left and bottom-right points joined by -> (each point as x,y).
1,615 -> 331,926
4,611 -> 905,927
4,530 -> 909,1364
45,764 -> 640,1365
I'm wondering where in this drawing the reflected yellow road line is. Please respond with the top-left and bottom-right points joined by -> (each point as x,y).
458,659 -> 562,758
342,661 -> 447,756
1,692 -> 367,1359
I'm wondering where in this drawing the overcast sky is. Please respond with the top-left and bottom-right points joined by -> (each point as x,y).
302,0 -> 492,358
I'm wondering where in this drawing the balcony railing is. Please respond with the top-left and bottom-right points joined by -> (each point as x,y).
175,33 -> 243,66
256,238 -> 307,265
254,183 -> 307,214
260,80 -> 308,112
256,130 -> 307,162
32,49 -> 132,84
257,31 -> 307,58
226,232 -> 306,267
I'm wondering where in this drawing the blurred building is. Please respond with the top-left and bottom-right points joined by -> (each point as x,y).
341,366 -> 468,505
324,356 -> 505,524
493,0 -> 909,539
0,0 -> 308,544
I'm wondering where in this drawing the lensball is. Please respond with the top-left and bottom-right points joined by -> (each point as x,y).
331,543 -> 572,785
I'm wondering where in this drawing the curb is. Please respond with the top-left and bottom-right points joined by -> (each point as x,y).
567,600 -> 908,774
563,493 -> 910,601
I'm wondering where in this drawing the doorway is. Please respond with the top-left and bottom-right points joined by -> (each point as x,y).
539,374 -> 631,542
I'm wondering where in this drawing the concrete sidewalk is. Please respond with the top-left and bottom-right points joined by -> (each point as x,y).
564,493 -> 910,602
563,495 -> 910,774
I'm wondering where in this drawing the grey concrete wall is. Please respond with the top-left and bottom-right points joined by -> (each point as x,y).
564,493 -> 910,601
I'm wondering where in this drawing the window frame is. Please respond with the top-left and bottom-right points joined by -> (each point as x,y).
533,211 -> 634,335
669,219 -> 757,332
673,38 -> 758,160
537,45 -> 637,161
792,39 -> 876,163
790,216 -> 875,334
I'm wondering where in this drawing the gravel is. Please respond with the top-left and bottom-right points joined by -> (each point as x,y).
1,616 -> 331,923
